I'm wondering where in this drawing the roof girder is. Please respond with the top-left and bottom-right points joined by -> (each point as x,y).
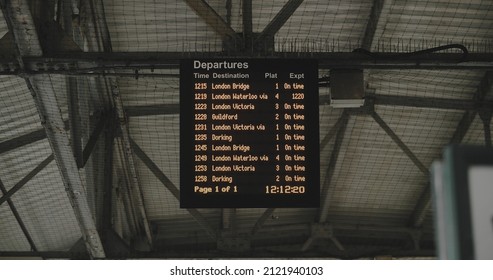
130,139 -> 218,240
80,0 -> 154,247
0,0 -> 106,258
408,71 -> 493,228
184,0 -> 240,41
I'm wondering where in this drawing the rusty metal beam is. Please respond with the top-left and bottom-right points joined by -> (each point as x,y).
1,0 -> 105,258
80,0 -> 154,247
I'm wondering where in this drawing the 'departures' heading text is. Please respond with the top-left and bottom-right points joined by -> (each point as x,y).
194,60 -> 249,71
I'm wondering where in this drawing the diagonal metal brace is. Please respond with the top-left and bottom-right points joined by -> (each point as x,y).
371,111 -> 429,176
130,138 -> 218,240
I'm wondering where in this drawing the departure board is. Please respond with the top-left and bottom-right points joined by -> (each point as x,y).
180,59 -> 319,208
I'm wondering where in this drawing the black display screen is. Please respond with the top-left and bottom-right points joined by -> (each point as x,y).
180,59 -> 319,208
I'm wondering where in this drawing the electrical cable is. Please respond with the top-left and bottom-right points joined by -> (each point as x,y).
353,44 -> 469,61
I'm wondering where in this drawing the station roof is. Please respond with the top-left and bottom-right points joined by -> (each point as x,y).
0,0 -> 492,259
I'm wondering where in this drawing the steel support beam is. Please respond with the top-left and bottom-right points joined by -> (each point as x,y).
22,78 -> 105,258
362,0 -> 393,50
109,49 -> 155,251
125,95 -> 493,118
222,208 -> 236,232
1,0 -> 105,258
301,224 -> 345,252
450,111 -> 477,144
0,154 -> 53,206
371,111 -> 429,175
310,112 -> 352,252
409,71 -> 493,228
300,237 -> 315,252
130,139 -> 218,240
81,113 -> 108,168
0,120 -> 70,156
130,139 -> 179,199
1,52 -> 493,76
0,31 -> 16,58
254,222 -> 429,241
408,183 -> 432,228
242,0 -> 252,44
118,177 -> 139,238
0,129 -> 46,155
408,111 -> 476,228
126,104 -> 180,117
0,178 -> 38,252
251,208 -> 275,236
67,77 -> 83,167
80,0 -> 154,247
184,0 -> 240,41
479,109 -> 492,147
69,237 -> 90,259
225,0 -> 232,25
0,115 -> 104,163
255,0 -> 304,45
319,111 -> 350,223
151,221 -> 431,258
372,111 -> 429,234
4,94 -> 492,158
124,95 -> 493,119
100,125 -> 135,257
320,111 -> 346,152
102,114 -> 115,241
373,94 -> 493,111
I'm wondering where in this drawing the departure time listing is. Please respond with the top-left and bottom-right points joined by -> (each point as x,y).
180,59 -> 319,208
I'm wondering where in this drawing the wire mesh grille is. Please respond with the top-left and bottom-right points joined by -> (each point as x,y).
0,77 -> 41,142
0,0 -> 492,257
105,0 -> 223,52
368,70 -> 484,99
10,157 -> 82,251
